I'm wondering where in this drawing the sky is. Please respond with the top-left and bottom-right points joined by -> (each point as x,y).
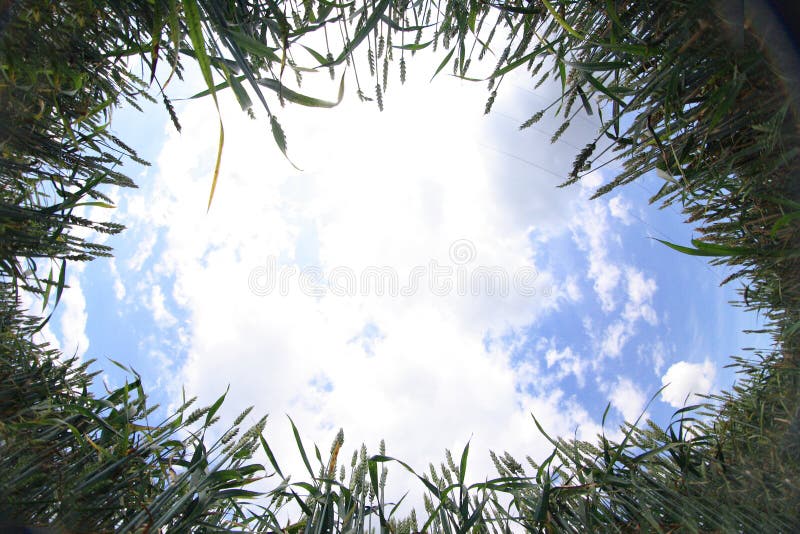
33,51 -> 772,510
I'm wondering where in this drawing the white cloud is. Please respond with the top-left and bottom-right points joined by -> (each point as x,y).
144,284 -> 177,327
541,338 -> 589,387
601,320 -> 629,358
570,192 -> 659,330
609,377 -> 647,422
90,53 -> 759,521
569,181 -> 660,365
570,184 -> 621,312
597,268 -> 658,359
608,195 -> 633,225
660,360 -> 716,408
563,275 -> 582,302
114,62 -> 609,503
59,274 -> 89,359
109,258 -> 126,300
622,267 -> 658,326
639,339 -> 669,376
127,230 -> 157,272
20,288 -> 62,355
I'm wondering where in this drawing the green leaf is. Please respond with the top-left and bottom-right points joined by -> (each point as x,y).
228,69 -> 253,112
379,14 -> 431,32
490,41 -> 555,79
287,415 -> 315,478
205,386 -> 229,427
534,479 -> 551,522
181,0 -> 215,93
264,0 -> 291,37
369,454 -> 441,497
430,46 -> 456,82
542,0 -> 584,39
179,46 -> 241,72
468,5 -> 478,32
41,265 -> 54,312
259,433 -> 284,479
181,0 -> 227,211
461,495 -> 489,532
289,15 -> 344,40
672,404 -> 704,417
654,238 -> 754,257
567,60 -> 629,71
318,0 -> 354,8
576,84 -> 594,115
301,44 -> 329,66
70,201 -> 116,209
368,460 -> 383,523
314,443 -> 322,466
582,71 -> 626,106
393,40 -> 433,51
217,489 -> 263,499
53,259 -> 67,311
388,492 -> 408,519
206,117 -> 225,211
227,30 -> 281,63
257,75 -> 345,108
458,441 -> 469,487
531,414 -> 559,448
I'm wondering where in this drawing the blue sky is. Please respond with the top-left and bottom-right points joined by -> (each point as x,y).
34,57 -> 770,499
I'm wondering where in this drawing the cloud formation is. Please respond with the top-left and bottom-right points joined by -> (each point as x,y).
58,275 -> 90,360
661,360 -> 716,408
609,377 -> 648,422
105,60 -> 743,512
114,67 -> 623,499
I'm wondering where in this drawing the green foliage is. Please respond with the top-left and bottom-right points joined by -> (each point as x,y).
0,1 -> 148,311
1,0 -> 799,531
1,285 -> 269,531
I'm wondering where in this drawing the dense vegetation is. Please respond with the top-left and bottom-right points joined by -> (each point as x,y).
1,0 -> 797,531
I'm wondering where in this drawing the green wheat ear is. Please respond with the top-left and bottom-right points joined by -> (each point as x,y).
566,142 -> 596,182
368,48 -> 375,76
162,94 -> 181,133
520,110 -> 545,129
551,120 -> 570,143
233,406 -> 254,426
535,70 -> 550,89
484,90 -> 497,115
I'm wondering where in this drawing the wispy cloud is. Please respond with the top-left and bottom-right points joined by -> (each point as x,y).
144,284 -> 177,328
608,195 -> 633,225
539,337 -> 589,388
570,187 -> 622,312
